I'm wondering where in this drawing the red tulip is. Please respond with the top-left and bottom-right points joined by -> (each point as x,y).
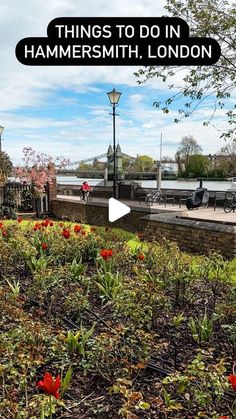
62,229 -> 70,239
74,224 -> 81,233
90,227 -> 96,233
49,221 -> 54,227
0,222 -> 3,229
2,230 -> 7,237
17,217 -> 22,223
81,230 -> 86,236
219,416 -> 230,419
59,222 -> 63,228
100,249 -> 113,260
228,374 -> 236,391
41,220 -> 49,227
37,372 -> 61,399
42,243 -> 48,250
137,253 -> 145,261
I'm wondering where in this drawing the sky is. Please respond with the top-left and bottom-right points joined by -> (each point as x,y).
0,0 -> 234,166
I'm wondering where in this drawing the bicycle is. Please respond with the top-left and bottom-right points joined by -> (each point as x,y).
224,192 -> 236,213
145,188 -> 162,206
79,188 -> 93,202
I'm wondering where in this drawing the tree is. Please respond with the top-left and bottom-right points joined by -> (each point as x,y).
14,147 -> 68,197
188,154 -> 210,177
175,136 -> 202,176
220,140 -> 236,175
0,152 -> 13,185
135,0 -> 236,139
133,155 -> 154,172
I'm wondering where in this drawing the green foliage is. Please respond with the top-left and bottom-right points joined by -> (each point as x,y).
28,255 -> 52,272
6,278 -> 20,298
133,154 -> 154,172
135,0 -> 236,139
60,365 -> 73,398
0,220 -> 235,417
110,378 -> 150,418
188,154 -> 210,177
188,312 -> 215,344
0,151 -> 13,180
95,269 -> 123,302
163,351 -> 228,415
66,323 -> 95,357
69,258 -> 86,282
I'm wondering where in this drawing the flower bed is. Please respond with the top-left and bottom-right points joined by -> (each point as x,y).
0,219 -> 236,418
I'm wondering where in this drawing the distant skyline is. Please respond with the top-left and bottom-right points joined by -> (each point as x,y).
0,0 -> 234,165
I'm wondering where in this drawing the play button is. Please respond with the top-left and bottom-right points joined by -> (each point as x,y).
108,198 -> 131,222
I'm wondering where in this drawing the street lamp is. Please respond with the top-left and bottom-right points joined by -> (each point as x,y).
107,89 -> 121,198
0,126 -> 4,153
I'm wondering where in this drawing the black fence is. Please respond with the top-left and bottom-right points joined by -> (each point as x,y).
1,182 -> 49,213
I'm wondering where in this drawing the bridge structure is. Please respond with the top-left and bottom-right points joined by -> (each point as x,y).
58,145 -> 136,178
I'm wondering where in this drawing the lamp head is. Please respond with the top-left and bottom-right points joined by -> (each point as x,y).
107,89 -> 121,105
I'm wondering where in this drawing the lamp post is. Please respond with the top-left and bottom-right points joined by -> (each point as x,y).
107,89 -> 121,198
0,126 -> 4,153
156,132 -> 163,189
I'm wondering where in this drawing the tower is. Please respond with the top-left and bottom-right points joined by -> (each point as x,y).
107,144 -> 124,180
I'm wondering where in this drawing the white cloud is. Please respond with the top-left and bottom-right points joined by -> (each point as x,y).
0,0 -> 234,165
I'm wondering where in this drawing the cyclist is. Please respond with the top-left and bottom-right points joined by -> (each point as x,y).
80,181 -> 92,201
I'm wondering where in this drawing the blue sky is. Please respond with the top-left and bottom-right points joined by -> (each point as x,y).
0,0 -> 234,165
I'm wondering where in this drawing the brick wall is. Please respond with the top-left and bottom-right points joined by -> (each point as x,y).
51,198 -> 236,259
141,215 -> 236,259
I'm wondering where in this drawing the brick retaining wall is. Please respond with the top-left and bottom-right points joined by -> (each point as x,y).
141,214 -> 236,259
51,198 -> 236,259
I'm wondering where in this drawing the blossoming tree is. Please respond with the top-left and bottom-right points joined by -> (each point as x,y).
14,147 -> 69,216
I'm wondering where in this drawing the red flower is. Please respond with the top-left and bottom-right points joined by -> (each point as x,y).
49,221 -> 54,227
2,230 -> 7,237
81,230 -> 86,236
229,374 -> 236,391
100,249 -> 113,260
137,232 -> 143,240
42,242 -> 48,250
137,253 -> 145,261
62,229 -> 70,239
74,224 -> 81,233
219,416 -> 230,419
59,222 -> 63,227
37,372 -> 61,399
90,227 -> 96,233
0,222 -> 3,229
34,222 -> 41,231
41,220 -> 49,227
17,217 -> 22,223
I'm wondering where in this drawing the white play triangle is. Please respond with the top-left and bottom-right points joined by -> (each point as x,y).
108,198 -> 131,222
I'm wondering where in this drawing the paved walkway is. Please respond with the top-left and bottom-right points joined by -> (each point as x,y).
57,195 -> 236,225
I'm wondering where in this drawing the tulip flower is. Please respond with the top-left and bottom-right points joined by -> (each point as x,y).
17,217 -> 22,223
62,229 -> 70,239
137,253 -> 145,261
74,224 -> 81,233
42,243 -> 48,250
37,372 -> 61,399
228,374 -> 236,391
100,249 -> 113,260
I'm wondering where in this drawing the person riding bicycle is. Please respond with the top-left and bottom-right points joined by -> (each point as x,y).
80,181 -> 91,201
